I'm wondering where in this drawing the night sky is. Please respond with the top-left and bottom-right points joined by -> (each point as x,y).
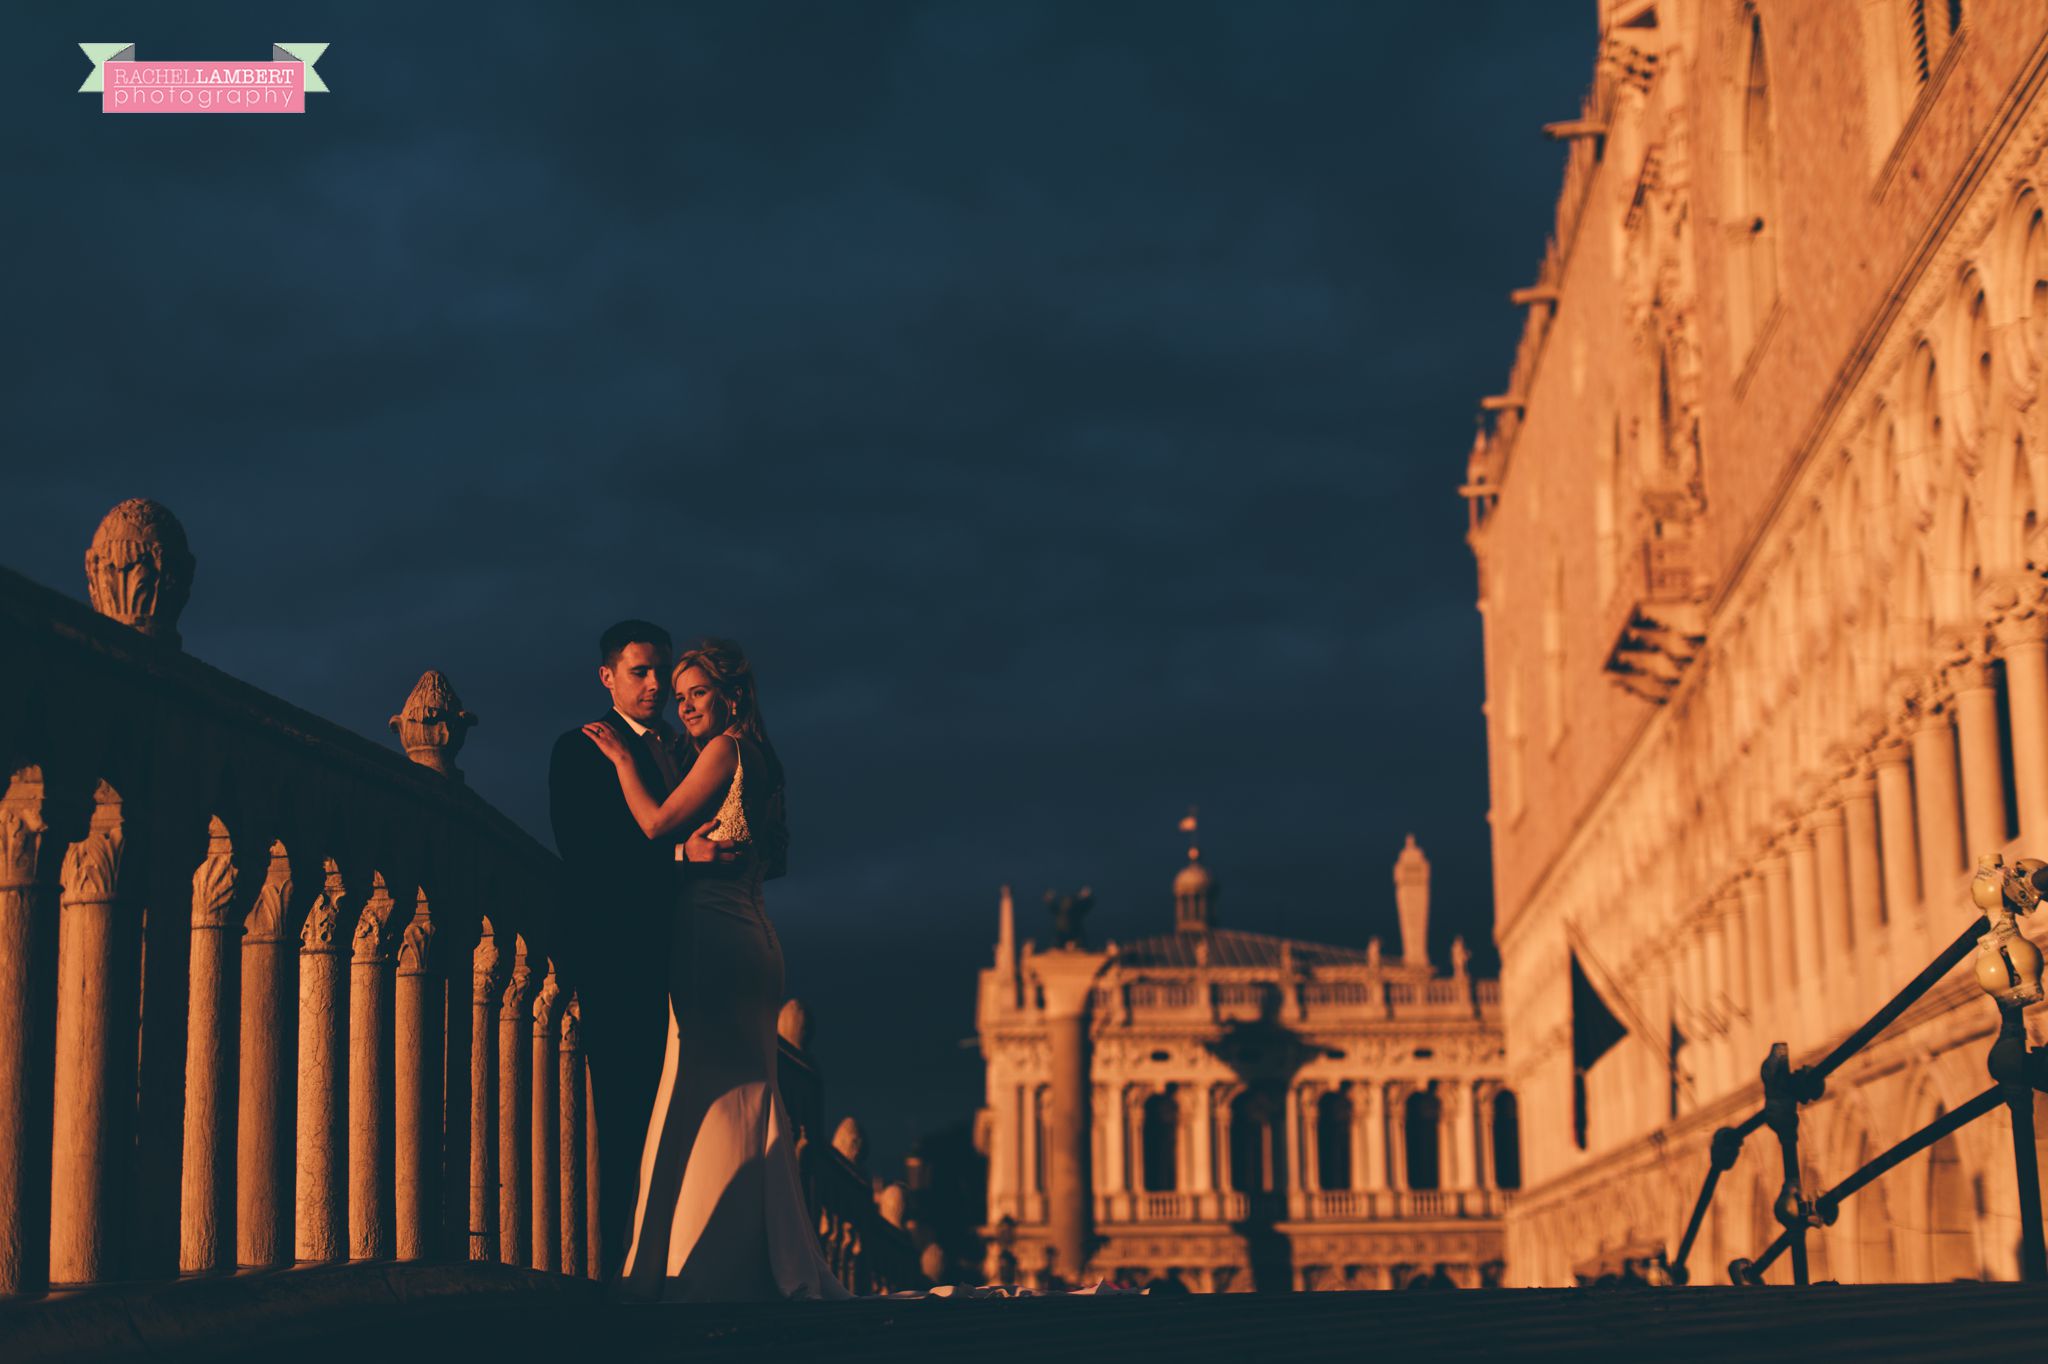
3,3 -> 1594,1170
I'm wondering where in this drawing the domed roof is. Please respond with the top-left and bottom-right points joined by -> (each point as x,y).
1174,859 -> 1212,896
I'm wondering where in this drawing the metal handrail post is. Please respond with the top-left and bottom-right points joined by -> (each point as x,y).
1989,1000 -> 2048,1281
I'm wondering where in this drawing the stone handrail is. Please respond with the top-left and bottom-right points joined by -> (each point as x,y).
0,501 -> 911,1301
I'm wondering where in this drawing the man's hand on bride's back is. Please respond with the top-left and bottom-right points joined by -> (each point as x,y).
682,819 -> 742,864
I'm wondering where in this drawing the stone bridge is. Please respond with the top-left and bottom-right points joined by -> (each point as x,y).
0,501 -> 921,1341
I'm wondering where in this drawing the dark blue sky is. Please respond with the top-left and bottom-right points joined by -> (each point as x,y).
3,2 -> 1594,1169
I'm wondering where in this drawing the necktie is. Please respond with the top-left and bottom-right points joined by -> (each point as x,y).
644,730 -> 682,794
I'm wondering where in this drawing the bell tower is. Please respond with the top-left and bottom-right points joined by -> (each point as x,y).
1174,807 -> 1215,932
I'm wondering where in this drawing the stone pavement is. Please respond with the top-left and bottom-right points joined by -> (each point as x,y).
10,1265 -> 2048,1363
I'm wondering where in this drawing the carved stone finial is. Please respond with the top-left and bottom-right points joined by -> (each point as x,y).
531,958 -> 562,1035
500,934 -> 533,1020
245,840 -> 293,943
1451,936 -> 1471,981
877,1182 -> 908,1228
832,1116 -> 866,1169
389,671 -> 477,778
473,916 -> 504,1005
300,858 -> 348,953
778,997 -> 814,1051
190,815 -> 238,929
398,888 -> 436,975
0,767 -> 49,893
920,1242 -> 947,1282
59,781 -> 125,908
350,872 -> 400,964
559,993 -> 581,1051
85,498 -> 195,646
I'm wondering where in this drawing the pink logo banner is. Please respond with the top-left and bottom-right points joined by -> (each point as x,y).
104,61 -> 304,114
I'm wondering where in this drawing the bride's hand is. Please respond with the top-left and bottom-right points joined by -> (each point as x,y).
581,722 -> 631,766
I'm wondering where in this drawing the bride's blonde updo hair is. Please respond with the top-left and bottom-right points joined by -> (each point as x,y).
673,637 -> 775,757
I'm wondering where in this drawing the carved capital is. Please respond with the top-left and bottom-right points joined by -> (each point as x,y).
472,917 -> 504,1006
350,873 -> 400,965
0,767 -> 49,893
244,841 -> 293,943
530,960 -> 561,1035
389,671 -> 477,779
397,889 -> 435,975
499,936 -> 533,1021
299,859 -> 349,954
84,498 -> 194,646
59,782 -> 125,908
559,993 -> 581,1052
1988,574 -> 2048,648
189,816 -> 238,929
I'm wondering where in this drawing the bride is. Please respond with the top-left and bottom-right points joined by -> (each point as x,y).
583,637 -> 850,1301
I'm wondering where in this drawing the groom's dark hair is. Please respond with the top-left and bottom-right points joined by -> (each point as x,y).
599,619 -> 673,668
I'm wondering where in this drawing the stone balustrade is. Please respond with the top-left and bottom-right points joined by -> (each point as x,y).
1108,974 -> 1499,1025
0,500 -> 914,1301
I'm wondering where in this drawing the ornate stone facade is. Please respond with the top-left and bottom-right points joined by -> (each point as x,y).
975,834 -> 1515,1291
1466,0 -> 2048,1286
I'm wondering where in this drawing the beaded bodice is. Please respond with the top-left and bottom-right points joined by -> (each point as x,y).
711,738 -> 750,845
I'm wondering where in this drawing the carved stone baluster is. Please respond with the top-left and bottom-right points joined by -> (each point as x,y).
558,993 -> 584,1278
497,937 -> 533,1267
50,780 -> 125,1285
296,861 -> 350,1261
0,768 -> 49,1295
239,842 -> 293,1267
349,873 -> 401,1260
394,887 -> 439,1260
530,959 -> 561,1272
469,919 -> 504,1262
180,817 -> 238,1273
584,1058 -> 601,1279
84,498 -> 195,646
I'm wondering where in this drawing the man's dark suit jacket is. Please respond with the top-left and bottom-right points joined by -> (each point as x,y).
548,707 -> 681,1276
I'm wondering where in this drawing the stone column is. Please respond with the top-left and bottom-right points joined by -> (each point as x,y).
1840,775 -> 1884,939
1873,739 -> 1920,939
1451,1083 -> 1476,1191
1356,1083 -> 1385,1196
1183,1084 -> 1214,1217
1385,1083 -> 1410,1192
1995,601 -> 2048,843
1100,1085 -> 1126,1210
559,995 -> 585,1278
1283,1083 -> 1306,1218
1786,828 -> 1823,1045
1760,853 -> 1796,1046
0,768 -> 49,1296
180,818 -> 239,1274
1027,949 -> 1106,1283
296,862 -> 350,1263
238,842 -> 293,1268
1740,874 -> 1770,1032
1810,802 -> 1852,1034
394,890 -> 439,1261
497,936 -> 533,1266
530,960 -> 562,1272
1702,911 -> 1731,1093
584,1059 -> 601,1279
1724,888 -> 1752,1022
49,782 -> 124,1286
1951,652 -> 2009,862
1473,1085 -> 1496,1192
469,920 -> 503,1262
1019,1084 -> 1041,1214
1909,700 -> 1965,938
349,875 -> 401,1260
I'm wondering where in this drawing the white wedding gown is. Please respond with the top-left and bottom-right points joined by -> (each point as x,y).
619,743 -> 850,1301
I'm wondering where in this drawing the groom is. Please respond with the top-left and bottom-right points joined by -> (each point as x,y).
549,619 -> 725,1280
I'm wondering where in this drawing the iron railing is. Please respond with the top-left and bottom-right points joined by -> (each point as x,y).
1668,855 -> 2048,1286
